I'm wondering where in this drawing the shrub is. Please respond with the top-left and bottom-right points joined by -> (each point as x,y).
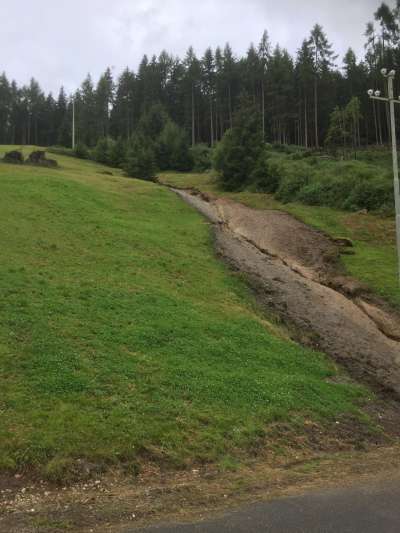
124,137 -> 157,181
190,143 -> 212,172
109,137 -> 127,168
272,143 -> 291,154
74,143 -> 90,159
275,166 -> 312,203
250,151 -> 282,193
343,178 -> 393,211
92,137 -> 113,165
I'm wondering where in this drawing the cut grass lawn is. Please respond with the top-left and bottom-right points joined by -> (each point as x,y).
160,171 -> 400,308
0,148 -> 370,480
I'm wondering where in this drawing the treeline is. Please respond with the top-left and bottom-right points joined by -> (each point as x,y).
1,2 -> 400,151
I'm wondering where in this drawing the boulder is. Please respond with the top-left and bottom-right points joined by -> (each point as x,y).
333,237 -> 354,248
27,151 -> 58,168
3,150 -> 24,164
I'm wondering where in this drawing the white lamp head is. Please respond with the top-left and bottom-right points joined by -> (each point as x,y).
367,89 -> 374,97
375,90 -> 381,97
389,69 -> 396,77
381,68 -> 388,76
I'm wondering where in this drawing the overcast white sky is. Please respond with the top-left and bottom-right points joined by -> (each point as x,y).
0,0 -> 395,94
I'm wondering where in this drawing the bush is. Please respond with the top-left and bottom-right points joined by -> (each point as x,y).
190,143 -> 212,172
343,178 -> 393,211
92,137 -> 114,165
216,139 -> 393,213
109,137 -> 127,168
74,143 -> 90,159
250,151 -> 282,193
124,137 -> 157,181
275,166 -> 312,203
291,164 -> 393,212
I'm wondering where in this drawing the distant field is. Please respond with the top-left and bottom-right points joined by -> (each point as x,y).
160,170 -> 400,308
0,147 -> 370,480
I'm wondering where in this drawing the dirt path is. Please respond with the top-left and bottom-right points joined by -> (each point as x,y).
173,189 -> 400,397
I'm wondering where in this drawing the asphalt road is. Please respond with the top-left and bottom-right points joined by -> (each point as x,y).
131,480 -> 400,533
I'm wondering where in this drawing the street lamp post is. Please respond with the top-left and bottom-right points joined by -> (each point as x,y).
368,68 -> 400,285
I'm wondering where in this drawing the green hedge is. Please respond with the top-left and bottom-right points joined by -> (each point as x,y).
257,149 -> 394,213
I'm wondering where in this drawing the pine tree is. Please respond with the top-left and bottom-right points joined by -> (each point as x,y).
55,87 -> 70,146
308,24 -> 336,148
222,43 -> 236,130
325,106 -> 349,156
201,47 -> 216,146
110,68 -> 136,140
77,75 -> 97,146
213,99 -> 264,190
296,40 -> 314,147
183,47 -> 201,146
258,30 -> 271,140
109,137 -> 127,168
96,68 -> 114,139
0,73 -> 11,143
124,135 -> 157,180
156,120 -> 192,171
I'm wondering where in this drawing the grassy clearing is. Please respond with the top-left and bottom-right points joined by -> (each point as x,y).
0,148 -> 372,480
160,171 -> 400,308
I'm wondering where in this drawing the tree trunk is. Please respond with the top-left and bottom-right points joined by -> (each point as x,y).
304,96 -> 308,149
261,81 -> 265,141
210,97 -> 214,147
191,84 -> 195,146
228,84 -> 233,129
314,78 -> 319,149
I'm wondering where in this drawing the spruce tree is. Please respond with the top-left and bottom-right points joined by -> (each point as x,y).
213,100 -> 264,190
124,136 -> 157,180
308,24 -> 336,148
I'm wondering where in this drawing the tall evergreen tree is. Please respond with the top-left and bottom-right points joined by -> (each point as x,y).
258,30 -> 271,140
201,47 -> 216,146
308,24 -> 336,148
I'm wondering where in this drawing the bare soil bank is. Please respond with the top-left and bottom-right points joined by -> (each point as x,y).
173,188 -> 400,397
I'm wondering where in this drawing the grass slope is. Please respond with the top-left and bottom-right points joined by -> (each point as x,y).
0,148 -> 367,479
160,171 -> 400,308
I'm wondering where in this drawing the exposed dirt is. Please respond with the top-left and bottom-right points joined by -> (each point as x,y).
2,445 -> 400,533
173,188 -> 400,397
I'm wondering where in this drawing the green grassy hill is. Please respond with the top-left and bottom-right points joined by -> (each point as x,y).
0,147 -> 368,480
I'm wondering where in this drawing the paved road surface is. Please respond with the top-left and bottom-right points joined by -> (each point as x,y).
131,480 -> 400,532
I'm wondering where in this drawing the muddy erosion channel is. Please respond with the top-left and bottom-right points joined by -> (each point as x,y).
172,188 -> 400,398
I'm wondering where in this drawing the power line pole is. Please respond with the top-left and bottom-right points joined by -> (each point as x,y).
72,97 -> 76,150
368,68 -> 400,285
